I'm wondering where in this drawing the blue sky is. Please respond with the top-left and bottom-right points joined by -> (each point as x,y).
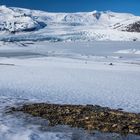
0,0 -> 140,15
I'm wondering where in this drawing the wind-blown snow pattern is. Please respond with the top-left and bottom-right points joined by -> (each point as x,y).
0,5 -> 140,41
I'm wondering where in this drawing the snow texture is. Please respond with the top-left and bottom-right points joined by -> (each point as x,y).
0,41 -> 140,140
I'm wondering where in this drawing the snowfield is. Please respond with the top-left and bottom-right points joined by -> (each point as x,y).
0,41 -> 140,139
0,56 -> 140,112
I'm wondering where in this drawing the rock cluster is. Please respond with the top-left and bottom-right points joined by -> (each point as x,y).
11,103 -> 140,135
125,21 -> 140,33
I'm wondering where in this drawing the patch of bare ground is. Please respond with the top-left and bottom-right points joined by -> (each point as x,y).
11,103 -> 140,135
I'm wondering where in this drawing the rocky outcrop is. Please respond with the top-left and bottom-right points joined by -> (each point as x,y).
125,21 -> 140,32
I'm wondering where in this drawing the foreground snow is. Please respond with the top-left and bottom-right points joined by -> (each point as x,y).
0,41 -> 140,139
0,56 -> 140,112
0,41 -> 140,112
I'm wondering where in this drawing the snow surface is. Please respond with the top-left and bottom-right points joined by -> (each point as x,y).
0,5 -> 140,41
0,41 -> 140,139
116,49 -> 140,54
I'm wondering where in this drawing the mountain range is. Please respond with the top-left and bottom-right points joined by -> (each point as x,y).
0,5 -> 140,42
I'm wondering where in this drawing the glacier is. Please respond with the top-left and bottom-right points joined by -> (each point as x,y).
0,5 -> 140,41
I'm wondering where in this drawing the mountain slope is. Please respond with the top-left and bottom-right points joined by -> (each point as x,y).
0,5 -> 140,41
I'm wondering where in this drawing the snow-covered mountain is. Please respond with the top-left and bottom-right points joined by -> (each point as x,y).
0,5 -> 140,42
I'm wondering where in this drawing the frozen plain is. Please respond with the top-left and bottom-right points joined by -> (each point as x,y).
0,41 -> 140,140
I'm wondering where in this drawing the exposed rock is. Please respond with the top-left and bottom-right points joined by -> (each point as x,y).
109,63 -> 113,66
11,103 -> 140,135
125,21 -> 140,33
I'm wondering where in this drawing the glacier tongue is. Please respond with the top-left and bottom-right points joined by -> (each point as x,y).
0,5 -> 140,41
0,5 -> 44,33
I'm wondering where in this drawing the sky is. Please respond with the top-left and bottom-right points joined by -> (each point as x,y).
0,0 -> 140,15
